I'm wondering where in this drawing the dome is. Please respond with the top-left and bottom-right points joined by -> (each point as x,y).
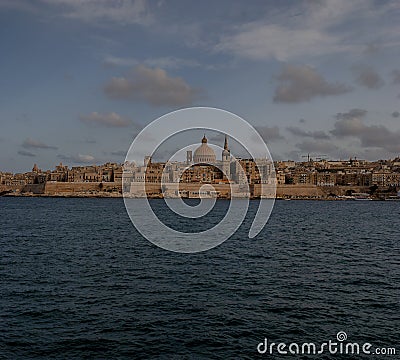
193,135 -> 216,164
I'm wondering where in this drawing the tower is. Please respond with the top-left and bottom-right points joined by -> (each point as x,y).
144,156 -> 151,166
186,150 -> 193,164
222,135 -> 230,180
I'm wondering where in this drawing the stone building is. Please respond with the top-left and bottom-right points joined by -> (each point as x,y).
193,135 -> 216,164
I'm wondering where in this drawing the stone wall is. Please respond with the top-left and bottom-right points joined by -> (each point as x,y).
0,184 -> 23,193
43,182 -> 122,195
1,181 -> 371,198
275,184 -> 369,198
21,183 -> 46,194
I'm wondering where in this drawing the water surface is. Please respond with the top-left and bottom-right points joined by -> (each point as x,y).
1,198 -> 399,359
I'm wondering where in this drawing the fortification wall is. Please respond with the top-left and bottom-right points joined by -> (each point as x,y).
0,185 -> 23,193
42,182 -> 121,195
275,184 -> 369,198
21,183 -> 46,194
1,182 -> 371,198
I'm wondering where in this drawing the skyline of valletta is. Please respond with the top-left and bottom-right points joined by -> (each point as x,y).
1,1 -> 400,173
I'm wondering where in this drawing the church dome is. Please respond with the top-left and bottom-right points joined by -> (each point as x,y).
193,135 -> 216,164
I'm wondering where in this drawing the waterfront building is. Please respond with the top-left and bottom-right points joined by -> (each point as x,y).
3,142 -> 400,198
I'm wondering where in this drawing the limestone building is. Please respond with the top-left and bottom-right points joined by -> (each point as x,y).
193,135 -> 217,164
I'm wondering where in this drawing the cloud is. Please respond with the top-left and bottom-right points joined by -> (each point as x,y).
331,109 -> 369,137
22,138 -> 58,150
286,126 -> 330,139
79,112 -> 131,127
57,153 -> 96,164
331,117 -> 366,137
18,150 -> 36,157
392,69 -> 400,84
392,111 -> 400,118
335,108 -> 368,121
103,56 -> 200,70
110,150 -> 127,157
104,65 -> 202,106
214,0 -> 391,61
255,126 -> 284,142
352,65 -> 385,89
331,109 -> 400,153
296,140 -> 338,154
40,0 -> 152,25
273,65 -> 352,103
221,0 -> 400,62
216,23 -> 344,62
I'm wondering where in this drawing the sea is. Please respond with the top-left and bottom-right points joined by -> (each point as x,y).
0,198 -> 399,359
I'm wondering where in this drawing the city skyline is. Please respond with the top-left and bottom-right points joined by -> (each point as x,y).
1,0 -> 400,172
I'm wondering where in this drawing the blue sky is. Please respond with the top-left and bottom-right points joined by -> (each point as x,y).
1,0 -> 400,172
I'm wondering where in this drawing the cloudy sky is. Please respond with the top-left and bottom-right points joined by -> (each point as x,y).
1,0 -> 400,172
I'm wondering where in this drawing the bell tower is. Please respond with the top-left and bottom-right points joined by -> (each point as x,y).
222,135 -> 230,180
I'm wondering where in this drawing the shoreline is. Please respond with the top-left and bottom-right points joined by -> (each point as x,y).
1,193 -> 397,201
1,183 -> 398,201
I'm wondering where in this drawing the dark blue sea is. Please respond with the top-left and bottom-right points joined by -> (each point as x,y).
0,198 -> 399,359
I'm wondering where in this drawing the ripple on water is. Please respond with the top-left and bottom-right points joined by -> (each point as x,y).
0,198 -> 399,358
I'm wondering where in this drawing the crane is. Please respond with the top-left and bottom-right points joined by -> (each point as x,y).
301,153 -> 311,162
315,155 -> 328,161
301,154 -> 328,162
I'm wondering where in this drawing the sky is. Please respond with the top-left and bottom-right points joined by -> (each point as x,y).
1,0 -> 400,172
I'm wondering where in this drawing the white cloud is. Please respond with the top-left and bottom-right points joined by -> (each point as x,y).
286,126 -> 330,139
22,138 -> 58,150
110,150 -> 126,157
18,150 -> 36,157
214,0 -> 399,61
40,0 -> 152,25
331,109 -> 400,153
104,65 -> 202,106
79,112 -> 131,127
57,153 -> 96,164
214,0 -> 362,62
103,55 -> 200,70
216,23 -> 343,61
273,65 -> 352,103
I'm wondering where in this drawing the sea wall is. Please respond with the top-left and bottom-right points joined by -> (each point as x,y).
2,182 -> 372,198
44,182 -> 121,195
275,184 -> 369,198
0,184 -> 23,193
21,183 -> 46,194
